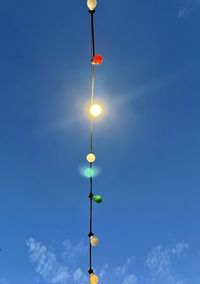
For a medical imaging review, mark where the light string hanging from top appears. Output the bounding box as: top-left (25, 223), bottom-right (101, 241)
top-left (86, 1), bottom-right (104, 284)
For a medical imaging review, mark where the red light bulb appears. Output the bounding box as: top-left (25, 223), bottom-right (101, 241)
top-left (92, 54), bottom-right (103, 65)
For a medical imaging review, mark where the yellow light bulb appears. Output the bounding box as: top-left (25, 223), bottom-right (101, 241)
top-left (87, 153), bottom-right (96, 163)
top-left (90, 274), bottom-right (99, 284)
top-left (87, 0), bottom-right (97, 11)
top-left (89, 104), bottom-right (102, 117)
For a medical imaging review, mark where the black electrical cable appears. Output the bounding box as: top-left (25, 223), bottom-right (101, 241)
top-left (90, 11), bottom-right (96, 57)
top-left (88, 9), bottom-right (96, 275)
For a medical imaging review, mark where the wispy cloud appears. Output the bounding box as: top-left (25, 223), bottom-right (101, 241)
top-left (102, 242), bottom-right (189, 284)
top-left (26, 238), bottom-right (189, 284)
top-left (172, 241), bottom-right (189, 257)
top-left (114, 256), bottom-right (135, 277)
top-left (26, 238), bottom-right (89, 284)
top-left (99, 264), bottom-right (109, 279)
top-left (145, 245), bottom-right (173, 281)
top-left (112, 257), bottom-right (138, 284)
top-left (145, 241), bottom-right (189, 283)
top-left (73, 268), bottom-right (87, 284)
top-left (122, 274), bottom-right (138, 284)
top-left (26, 238), bottom-right (70, 284)
top-left (62, 240), bottom-right (87, 263)
top-left (177, 0), bottom-right (200, 18)
top-left (178, 6), bottom-right (192, 18)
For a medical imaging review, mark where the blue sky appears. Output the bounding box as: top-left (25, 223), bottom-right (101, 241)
top-left (0, 0), bottom-right (200, 283)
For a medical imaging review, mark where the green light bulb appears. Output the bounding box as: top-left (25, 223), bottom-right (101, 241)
top-left (93, 195), bottom-right (103, 204)
top-left (84, 168), bottom-right (95, 178)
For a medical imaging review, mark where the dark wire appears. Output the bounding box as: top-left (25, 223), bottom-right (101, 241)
top-left (89, 10), bottom-right (96, 275)
top-left (89, 174), bottom-right (93, 272)
top-left (91, 11), bottom-right (96, 57)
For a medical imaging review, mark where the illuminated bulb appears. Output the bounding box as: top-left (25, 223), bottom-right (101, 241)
top-left (87, 0), bottom-right (97, 11)
top-left (90, 274), bottom-right (99, 284)
top-left (84, 168), bottom-right (95, 178)
top-left (80, 166), bottom-right (100, 178)
top-left (87, 153), bottom-right (96, 163)
top-left (92, 54), bottom-right (103, 65)
top-left (90, 236), bottom-right (99, 246)
top-left (89, 104), bottom-right (102, 117)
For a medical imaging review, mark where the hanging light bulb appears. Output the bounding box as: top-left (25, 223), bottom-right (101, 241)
top-left (92, 54), bottom-right (103, 65)
top-left (87, 0), bottom-right (97, 11)
top-left (87, 153), bottom-right (96, 163)
top-left (89, 104), bottom-right (102, 117)
top-left (90, 273), bottom-right (99, 284)
top-left (90, 236), bottom-right (99, 246)
top-left (93, 195), bottom-right (103, 204)
top-left (84, 168), bottom-right (95, 178)
top-left (79, 166), bottom-right (100, 178)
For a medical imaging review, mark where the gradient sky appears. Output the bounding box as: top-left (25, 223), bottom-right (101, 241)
top-left (0, 1), bottom-right (200, 284)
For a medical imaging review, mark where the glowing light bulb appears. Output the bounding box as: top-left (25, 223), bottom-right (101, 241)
top-left (90, 274), bottom-right (99, 284)
top-left (79, 166), bottom-right (100, 179)
top-left (87, 0), bottom-right (97, 11)
top-left (87, 153), bottom-right (96, 163)
top-left (89, 104), bottom-right (102, 117)
top-left (90, 236), bottom-right (99, 246)
top-left (84, 168), bottom-right (95, 178)
top-left (92, 54), bottom-right (103, 65)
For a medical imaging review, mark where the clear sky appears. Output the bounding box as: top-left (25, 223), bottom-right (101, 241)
top-left (0, 1), bottom-right (200, 284)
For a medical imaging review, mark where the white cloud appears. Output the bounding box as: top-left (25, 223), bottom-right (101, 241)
top-left (114, 256), bottom-right (135, 276)
top-left (99, 264), bottom-right (109, 279)
top-left (145, 241), bottom-right (189, 283)
top-left (172, 241), bottom-right (189, 257)
top-left (145, 245), bottom-right (172, 280)
top-left (122, 274), bottom-right (137, 284)
top-left (62, 240), bottom-right (87, 263)
top-left (87, 257), bottom-right (137, 284)
top-left (73, 268), bottom-right (87, 284)
top-left (26, 238), bottom-right (70, 284)
top-left (115, 265), bottom-right (127, 277)
top-left (26, 238), bottom-right (190, 284)
top-left (177, 0), bottom-right (200, 18)
top-left (178, 7), bottom-right (192, 18)
top-left (113, 257), bottom-right (137, 284)
top-left (26, 238), bottom-right (90, 284)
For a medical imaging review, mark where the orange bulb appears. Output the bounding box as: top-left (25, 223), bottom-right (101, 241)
top-left (92, 54), bottom-right (103, 65)
top-left (90, 274), bottom-right (99, 284)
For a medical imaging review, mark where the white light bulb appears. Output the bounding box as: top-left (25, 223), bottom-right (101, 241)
top-left (87, 153), bottom-right (96, 163)
top-left (90, 236), bottom-right (99, 246)
top-left (89, 104), bottom-right (102, 117)
top-left (87, 0), bottom-right (97, 11)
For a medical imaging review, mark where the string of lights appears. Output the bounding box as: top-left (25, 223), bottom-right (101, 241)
top-left (85, 1), bottom-right (104, 284)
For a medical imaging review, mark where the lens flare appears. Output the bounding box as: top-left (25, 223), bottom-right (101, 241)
top-left (79, 166), bottom-right (101, 179)
top-left (84, 168), bottom-right (94, 178)
top-left (89, 104), bottom-right (102, 117)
